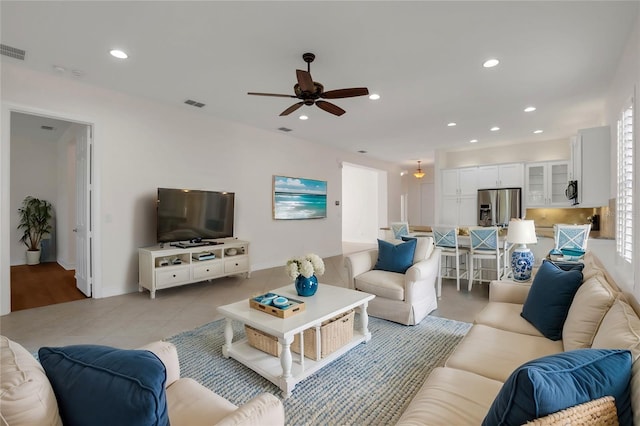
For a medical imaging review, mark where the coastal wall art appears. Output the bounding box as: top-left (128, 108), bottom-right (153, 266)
top-left (273, 175), bottom-right (327, 220)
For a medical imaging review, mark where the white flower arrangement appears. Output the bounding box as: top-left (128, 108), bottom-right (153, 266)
top-left (285, 253), bottom-right (325, 280)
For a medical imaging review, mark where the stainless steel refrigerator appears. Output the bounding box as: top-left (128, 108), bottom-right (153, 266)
top-left (477, 188), bottom-right (522, 227)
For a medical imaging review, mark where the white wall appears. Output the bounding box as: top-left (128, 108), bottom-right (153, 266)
top-left (405, 165), bottom-right (435, 226)
top-left (9, 115), bottom-right (59, 264)
top-left (0, 63), bottom-right (401, 312)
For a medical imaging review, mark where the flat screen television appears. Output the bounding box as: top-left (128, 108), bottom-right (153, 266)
top-left (157, 188), bottom-right (235, 243)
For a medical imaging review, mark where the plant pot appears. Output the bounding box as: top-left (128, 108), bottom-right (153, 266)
top-left (26, 250), bottom-right (41, 265)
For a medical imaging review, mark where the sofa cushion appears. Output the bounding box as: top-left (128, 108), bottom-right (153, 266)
top-left (482, 349), bottom-right (633, 426)
top-left (354, 270), bottom-right (404, 301)
top-left (401, 236), bottom-right (434, 264)
top-left (444, 324), bottom-right (564, 382)
top-left (0, 336), bottom-right (62, 426)
top-left (562, 274), bottom-right (616, 351)
top-left (591, 296), bottom-right (640, 426)
top-left (474, 302), bottom-right (543, 337)
top-left (374, 238), bottom-right (416, 274)
top-left (521, 259), bottom-right (583, 340)
top-left (38, 344), bottom-right (169, 426)
top-left (396, 367), bottom-right (503, 426)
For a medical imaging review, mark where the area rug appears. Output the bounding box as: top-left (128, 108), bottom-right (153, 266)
top-left (166, 315), bottom-right (471, 425)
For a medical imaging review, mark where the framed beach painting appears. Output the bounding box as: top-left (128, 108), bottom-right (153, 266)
top-left (273, 175), bottom-right (327, 220)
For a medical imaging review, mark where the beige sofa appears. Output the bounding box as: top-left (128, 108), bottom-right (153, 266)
top-left (344, 237), bottom-right (441, 325)
top-left (397, 252), bottom-right (640, 425)
top-left (0, 337), bottom-right (285, 426)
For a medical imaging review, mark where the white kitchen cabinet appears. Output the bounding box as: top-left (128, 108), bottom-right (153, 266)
top-left (525, 161), bottom-right (570, 207)
top-left (442, 167), bottom-right (477, 196)
top-left (570, 126), bottom-right (611, 207)
top-left (477, 163), bottom-right (524, 189)
top-left (441, 195), bottom-right (477, 226)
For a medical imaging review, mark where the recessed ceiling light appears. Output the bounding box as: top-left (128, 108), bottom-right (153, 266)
top-left (447, 122), bottom-right (457, 127)
top-left (52, 65), bottom-right (66, 73)
top-left (490, 126), bottom-right (500, 131)
top-left (369, 94), bottom-right (380, 100)
top-left (483, 58), bottom-right (500, 68)
top-left (109, 49), bottom-right (128, 59)
top-left (533, 129), bottom-right (544, 134)
top-left (470, 139), bottom-right (479, 143)
top-left (299, 115), bottom-right (308, 120)
top-left (524, 106), bottom-right (537, 112)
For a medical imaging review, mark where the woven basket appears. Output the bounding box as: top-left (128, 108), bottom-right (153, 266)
top-left (292, 310), bottom-right (355, 361)
top-left (525, 396), bottom-right (618, 426)
top-left (245, 324), bottom-right (280, 357)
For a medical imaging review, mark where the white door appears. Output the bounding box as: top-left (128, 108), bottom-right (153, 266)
top-left (75, 126), bottom-right (92, 296)
top-left (420, 183), bottom-right (435, 226)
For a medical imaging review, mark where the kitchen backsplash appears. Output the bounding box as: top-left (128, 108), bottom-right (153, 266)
top-left (525, 200), bottom-right (614, 239)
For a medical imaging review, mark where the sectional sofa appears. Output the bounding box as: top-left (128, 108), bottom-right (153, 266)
top-left (0, 337), bottom-right (285, 425)
top-left (397, 252), bottom-right (640, 425)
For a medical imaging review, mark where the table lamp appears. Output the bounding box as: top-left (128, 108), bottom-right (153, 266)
top-left (506, 219), bottom-right (537, 281)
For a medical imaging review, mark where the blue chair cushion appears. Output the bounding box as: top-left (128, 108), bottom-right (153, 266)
top-left (521, 259), bottom-right (583, 340)
top-left (374, 238), bottom-right (417, 274)
top-left (38, 345), bottom-right (169, 426)
top-left (482, 349), bottom-right (633, 426)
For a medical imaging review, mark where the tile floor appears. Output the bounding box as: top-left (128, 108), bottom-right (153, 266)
top-left (0, 244), bottom-right (490, 353)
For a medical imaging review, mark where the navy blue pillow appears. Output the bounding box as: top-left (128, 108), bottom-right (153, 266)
top-left (39, 345), bottom-right (169, 426)
top-left (482, 349), bottom-right (633, 426)
top-left (521, 259), bottom-right (583, 340)
top-left (374, 238), bottom-right (417, 274)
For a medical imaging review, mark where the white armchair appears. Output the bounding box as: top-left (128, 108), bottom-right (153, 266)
top-left (344, 238), bottom-right (441, 325)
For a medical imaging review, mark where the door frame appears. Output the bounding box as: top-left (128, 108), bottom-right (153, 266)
top-left (1, 103), bottom-right (101, 315)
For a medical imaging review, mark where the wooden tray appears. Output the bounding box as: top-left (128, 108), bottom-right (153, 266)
top-left (249, 294), bottom-right (306, 318)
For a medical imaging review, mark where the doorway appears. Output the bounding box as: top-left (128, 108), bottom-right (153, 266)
top-left (9, 111), bottom-right (92, 310)
top-left (341, 162), bottom-right (387, 249)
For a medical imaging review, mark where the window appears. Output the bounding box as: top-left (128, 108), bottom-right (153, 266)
top-left (616, 101), bottom-right (633, 263)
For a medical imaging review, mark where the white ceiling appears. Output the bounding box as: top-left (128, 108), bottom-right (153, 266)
top-left (1, 1), bottom-right (637, 167)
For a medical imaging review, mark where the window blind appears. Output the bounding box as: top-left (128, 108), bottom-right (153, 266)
top-left (616, 102), bottom-right (633, 263)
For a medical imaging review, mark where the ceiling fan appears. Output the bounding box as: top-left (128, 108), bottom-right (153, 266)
top-left (247, 52), bottom-right (369, 117)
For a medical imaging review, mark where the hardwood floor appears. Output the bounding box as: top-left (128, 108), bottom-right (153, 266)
top-left (10, 262), bottom-right (88, 311)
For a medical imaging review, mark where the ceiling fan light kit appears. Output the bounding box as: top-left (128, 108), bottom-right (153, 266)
top-left (248, 52), bottom-right (369, 117)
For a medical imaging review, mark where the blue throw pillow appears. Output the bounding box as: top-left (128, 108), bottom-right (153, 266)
top-left (482, 349), bottom-right (632, 426)
top-left (521, 259), bottom-right (583, 340)
top-left (38, 345), bottom-right (169, 426)
top-left (374, 238), bottom-right (417, 274)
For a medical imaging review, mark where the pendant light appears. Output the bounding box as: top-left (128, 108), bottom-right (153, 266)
top-left (413, 160), bottom-right (425, 179)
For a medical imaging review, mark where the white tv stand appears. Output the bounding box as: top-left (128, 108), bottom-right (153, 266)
top-left (138, 238), bottom-right (250, 299)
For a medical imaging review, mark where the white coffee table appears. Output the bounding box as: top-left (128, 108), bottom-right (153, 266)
top-left (218, 284), bottom-right (375, 397)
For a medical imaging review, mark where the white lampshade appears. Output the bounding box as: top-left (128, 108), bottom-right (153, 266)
top-left (507, 219), bottom-right (537, 245)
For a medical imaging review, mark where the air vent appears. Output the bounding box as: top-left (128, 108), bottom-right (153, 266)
top-left (184, 99), bottom-right (205, 108)
top-left (278, 127), bottom-right (292, 132)
top-left (41, 125), bottom-right (55, 131)
top-left (0, 44), bottom-right (26, 60)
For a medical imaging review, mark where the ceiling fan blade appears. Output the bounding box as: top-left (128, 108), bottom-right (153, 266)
top-left (279, 102), bottom-right (304, 116)
top-left (296, 70), bottom-right (315, 93)
top-left (316, 100), bottom-right (346, 116)
top-left (248, 92), bottom-right (296, 98)
top-left (321, 87), bottom-right (370, 99)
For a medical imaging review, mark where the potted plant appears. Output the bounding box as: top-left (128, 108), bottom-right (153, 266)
top-left (17, 196), bottom-right (53, 265)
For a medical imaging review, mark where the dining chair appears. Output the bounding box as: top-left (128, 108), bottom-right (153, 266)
top-left (432, 225), bottom-right (469, 294)
top-left (390, 222), bottom-right (410, 240)
top-left (554, 224), bottom-right (592, 252)
top-left (468, 226), bottom-right (506, 291)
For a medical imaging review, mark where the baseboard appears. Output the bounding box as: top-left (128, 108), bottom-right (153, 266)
top-left (57, 259), bottom-right (76, 270)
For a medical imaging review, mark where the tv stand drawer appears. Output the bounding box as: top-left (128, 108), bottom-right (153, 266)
top-left (193, 263), bottom-right (224, 280)
top-left (225, 257), bottom-right (249, 274)
top-left (156, 268), bottom-right (190, 288)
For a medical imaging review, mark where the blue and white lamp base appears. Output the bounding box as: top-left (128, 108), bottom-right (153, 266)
top-left (511, 247), bottom-right (534, 282)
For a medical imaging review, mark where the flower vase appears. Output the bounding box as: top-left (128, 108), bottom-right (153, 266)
top-left (295, 274), bottom-right (318, 297)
